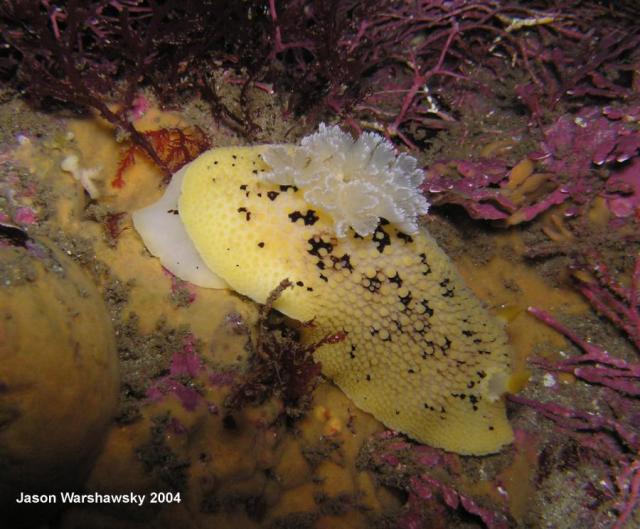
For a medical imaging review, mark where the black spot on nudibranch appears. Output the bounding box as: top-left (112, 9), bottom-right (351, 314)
top-left (420, 299), bottom-right (434, 317)
top-left (267, 191), bottom-right (279, 201)
top-left (399, 291), bottom-right (412, 307)
top-left (388, 272), bottom-right (403, 287)
top-left (307, 236), bottom-right (333, 258)
top-left (396, 231), bottom-right (413, 243)
top-left (372, 223), bottom-right (391, 253)
top-left (422, 340), bottom-right (436, 359)
top-left (363, 275), bottom-right (382, 293)
top-left (330, 253), bottom-right (353, 273)
top-left (257, 242), bottom-right (265, 248)
top-left (419, 253), bottom-right (432, 275)
top-left (288, 210), bottom-right (319, 226)
top-left (237, 207), bottom-right (251, 221)
top-left (439, 277), bottom-right (455, 297)
top-left (279, 185), bottom-right (298, 192)
top-left (167, 209), bottom-right (179, 215)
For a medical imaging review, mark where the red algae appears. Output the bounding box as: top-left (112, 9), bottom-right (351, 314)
top-left (359, 431), bottom-right (510, 529)
top-left (511, 254), bottom-right (640, 527)
top-left (225, 280), bottom-right (329, 418)
top-left (112, 126), bottom-right (210, 188)
top-left (3, 1), bottom-right (637, 152)
top-left (422, 105), bottom-right (640, 228)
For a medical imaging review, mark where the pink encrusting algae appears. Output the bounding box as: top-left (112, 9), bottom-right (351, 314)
top-left (146, 333), bottom-right (233, 413)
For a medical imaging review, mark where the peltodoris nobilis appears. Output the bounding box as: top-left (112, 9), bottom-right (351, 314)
top-left (133, 125), bottom-right (515, 455)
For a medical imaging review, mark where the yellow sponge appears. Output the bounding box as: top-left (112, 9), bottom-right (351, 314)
top-left (179, 146), bottom-right (514, 454)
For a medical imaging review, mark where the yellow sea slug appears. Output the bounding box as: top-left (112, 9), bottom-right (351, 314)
top-left (133, 125), bottom-right (515, 455)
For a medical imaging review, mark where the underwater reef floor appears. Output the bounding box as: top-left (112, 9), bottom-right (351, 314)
top-left (0, 88), bottom-right (639, 529)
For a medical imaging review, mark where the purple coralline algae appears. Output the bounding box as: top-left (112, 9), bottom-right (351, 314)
top-left (360, 431), bottom-right (510, 529)
top-left (422, 105), bottom-right (640, 225)
top-left (512, 254), bottom-right (640, 528)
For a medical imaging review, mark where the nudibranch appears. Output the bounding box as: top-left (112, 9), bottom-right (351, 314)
top-left (133, 125), bottom-right (515, 455)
